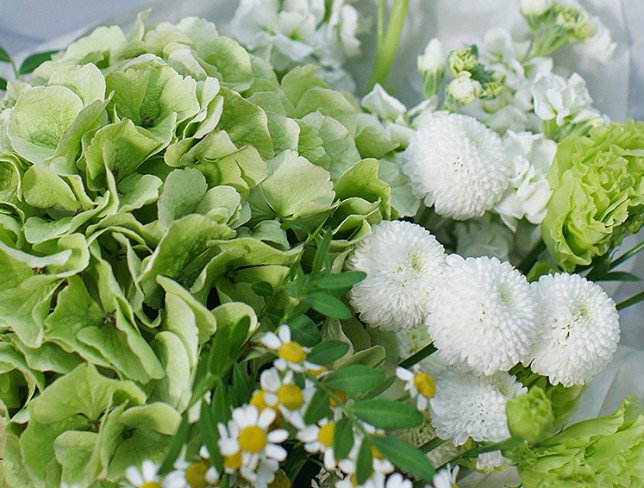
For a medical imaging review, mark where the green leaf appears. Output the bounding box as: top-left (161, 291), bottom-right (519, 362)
top-left (0, 45), bottom-right (11, 63)
top-left (304, 292), bottom-right (352, 319)
top-left (333, 417), bottom-right (354, 460)
top-left (312, 231), bottom-right (332, 274)
top-left (372, 436), bottom-right (435, 482)
top-left (0, 78), bottom-right (6, 91)
top-left (251, 281), bottom-right (274, 297)
top-left (356, 438), bottom-right (374, 484)
top-left (304, 388), bottom-right (330, 424)
top-left (350, 399), bottom-right (423, 429)
top-left (231, 363), bottom-right (254, 406)
top-left (315, 271), bottom-right (367, 290)
top-left (307, 340), bottom-right (350, 365)
top-left (324, 365), bottom-right (385, 395)
top-left (229, 316), bottom-right (251, 355)
top-left (289, 314), bottom-right (322, 347)
top-left (208, 328), bottom-right (231, 376)
top-left (19, 50), bottom-right (58, 75)
top-left (159, 414), bottom-right (191, 474)
top-left (200, 397), bottom-right (223, 472)
top-left (595, 272), bottom-right (640, 282)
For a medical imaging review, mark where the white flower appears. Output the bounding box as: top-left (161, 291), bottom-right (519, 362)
top-left (493, 130), bottom-right (556, 231)
top-left (337, 472), bottom-right (413, 488)
top-left (163, 447), bottom-right (220, 488)
top-left (361, 84), bottom-right (407, 122)
top-left (253, 368), bottom-right (311, 424)
top-left (581, 15), bottom-right (616, 63)
top-left (260, 324), bottom-right (315, 372)
top-left (396, 366), bottom-right (435, 410)
top-left (430, 464), bottom-right (460, 488)
top-left (475, 450), bottom-right (510, 472)
top-left (430, 369), bottom-right (527, 445)
top-left (428, 255), bottom-right (538, 375)
top-left (446, 73), bottom-right (482, 105)
top-left (418, 38), bottom-right (445, 74)
top-left (337, 432), bottom-right (394, 477)
top-left (531, 72), bottom-right (600, 126)
top-left (347, 221), bottom-right (447, 330)
top-left (217, 405), bottom-right (287, 483)
top-left (527, 273), bottom-right (620, 387)
top-left (454, 215), bottom-right (514, 261)
top-left (403, 113), bottom-right (510, 220)
top-left (318, 0), bottom-right (361, 67)
top-left (519, 0), bottom-right (552, 16)
top-left (122, 461), bottom-right (162, 488)
top-left (297, 418), bottom-right (340, 469)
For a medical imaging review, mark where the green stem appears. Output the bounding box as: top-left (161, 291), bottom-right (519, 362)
top-left (616, 292), bottom-right (644, 311)
top-left (437, 437), bottom-right (523, 471)
top-left (367, 0), bottom-right (409, 90)
top-left (517, 240), bottom-right (546, 274)
top-left (420, 437), bottom-right (445, 453)
top-left (399, 343), bottom-right (437, 369)
top-left (610, 241), bottom-right (644, 271)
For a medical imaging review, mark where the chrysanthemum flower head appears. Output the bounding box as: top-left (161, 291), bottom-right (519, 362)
top-left (526, 273), bottom-right (620, 387)
top-left (403, 113), bottom-right (510, 220)
top-left (430, 369), bottom-right (527, 445)
top-left (428, 255), bottom-right (538, 375)
top-left (347, 220), bottom-right (447, 330)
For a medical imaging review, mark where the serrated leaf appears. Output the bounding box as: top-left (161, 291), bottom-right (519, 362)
top-left (333, 417), bottom-right (354, 460)
top-left (324, 365), bottom-right (385, 395)
top-left (304, 388), bottom-right (330, 424)
top-left (251, 281), bottom-right (274, 296)
top-left (304, 292), bottom-right (352, 319)
top-left (159, 414), bottom-right (191, 474)
top-left (356, 438), bottom-right (373, 484)
top-left (350, 399), bottom-right (423, 429)
top-left (372, 436), bottom-right (435, 482)
top-left (315, 271), bottom-right (366, 290)
top-left (0, 45), bottom-right (10, 63)
top-left (289, 314), bottom-right (322, 347)
top-left (307, 340), bottom-right (349, 365)
top-left (19, 50), bottom-right (58, 75)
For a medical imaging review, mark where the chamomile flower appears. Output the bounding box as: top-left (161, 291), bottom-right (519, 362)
top-left (337, 430), bottom-right (394, 476)
top-left (260, 324), bottom-right (315, 372)
top-left (403, 113), bottom-right (510, 220)
top-left (396, 366), bottom-right (436, 410)
top-left (217, 405), bottom-right (287, 483)
top-left (254, 368), bottom-right (311, 424)
top-left (122, 461), bottom-right (162, 488)
top-left (526, 273), bottom-right (620, 387)
top-left (430, 464), bottom-right (460, 488)
top-left (336, 472), bottom-right (413, 488)
top-left (430, 369), bottom-right (526, 445)
top-left (163, 447), bottom-right (220, 488)
top-left (297, 418), bottom-right (339, 469)
top-left (427, 255), bottom-right (538, 375)
top-left (347, 220), bottom-right (446, 331)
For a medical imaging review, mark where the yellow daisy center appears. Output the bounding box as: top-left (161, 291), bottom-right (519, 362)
top-left (250, 390), bottom-right (269, 412)
top-left (414, 372), bottom-right (436, 398)
top-left (278, 342), bottom-right (306, 363)
top-left (139, 483), bottom-right (162, 488)
top-left (239, 425), bottom-right (268, 453)
top-left (317, 422), bottom-right (335, 448)
top-left (185, 462), bottom-right (208, 488)
top-left (224, 451), bottom-right (242, 471)
top-left (277, 384), bottom-right (304, 410)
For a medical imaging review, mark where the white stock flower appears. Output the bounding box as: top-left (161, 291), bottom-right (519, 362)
top-left (531, 72), bottom-right (599, 126)
top-left (519, 0), bottom-right (552, 16)
top-left (347, 221), bottom-right (447, 330)
top-left (428, 255), bottom-right (538, 375)
top-left (361, 84), bottom-right (407, 122)
top-left (475, 450), bottom-right (510, 472)
top-left (527, 273), bottom-right (620, 387)
top-left (418, 38), bottom-right (445, 74)
top-left (318, 0), bottom-right (361, 67)
top-left (403, 113), bottom-right (511, 220)
top-left (446, 74), bottom-right (482, 105)
top-left (430, 369), bottom-right (527, 445)
top-left (493, 130), bottom-right (556, 231)
top-left (122, 461), bottom-right (161, 488)
top-left (582, 15), bottom-right (616, 63)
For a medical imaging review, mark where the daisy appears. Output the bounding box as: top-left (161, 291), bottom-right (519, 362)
top-left (527, 273), bottom-right (620, 386)
top-left (121, 461), bottom-right (162, 488)
top-left (431, 464), bottom-right (460, 488)
top-left (217, 405), bottom-right (287, 483)
top-left (297, 418), bottom-right (339, 470)
top-left (260, 324), bottom-right (316, 372)
top-left (163, 446), bottom-right (219, 488)
top-left (396, 366), bottom-right (436, 410)
top-left (347, 220), bottom-right (446, 331)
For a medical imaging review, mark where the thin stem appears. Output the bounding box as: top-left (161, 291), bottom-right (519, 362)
top-left (367, 0), bottom-right (410, 90)
top-left (517, 240), bottom-right (546, 274)
top-left (610, 241), bottom-right (644, 271)
top-left (399, 343), bottom-right (437, 369)
top-left (420, 437), bottom-right (445, 453)
top-left (437, 437), bottom-right (523, 471)
top-left (616, 292), bottom-right (644, 311)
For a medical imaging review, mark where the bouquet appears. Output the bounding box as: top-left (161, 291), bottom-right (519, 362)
top-left (0, 0), bottom-right (642, 487)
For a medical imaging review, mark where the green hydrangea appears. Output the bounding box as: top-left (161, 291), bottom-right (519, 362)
top-left (510, 398), bottom-right (644, 488)
top-left (542, 120), bottom-right (644, 271)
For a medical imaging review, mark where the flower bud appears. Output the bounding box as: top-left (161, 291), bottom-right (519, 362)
top-left (519, 0), bottom-right (552, 17)
top-left (448, 46), bottom-right (479, 78)
top-left (506, 387), bottom-right (553, 443)
top-left (446, 73), bottom-right (482, 105)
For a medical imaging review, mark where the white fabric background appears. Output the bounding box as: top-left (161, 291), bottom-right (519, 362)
top-left (0, 1), bottom-right (641, 484)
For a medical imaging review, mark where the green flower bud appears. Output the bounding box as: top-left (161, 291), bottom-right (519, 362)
top-left (448, 45), bottom-right (479, 78)
top-left (553, 5), bottom-right (594, 41)
top-left (480, 72), bottom-right (505, 99)
top-left (446, 73), bottom-right (482, 106)
top-left (506, 387), bottom-right (554, 443)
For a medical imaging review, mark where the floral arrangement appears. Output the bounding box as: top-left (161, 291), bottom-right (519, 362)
top-left (0, 1), bottom-right (642, 487)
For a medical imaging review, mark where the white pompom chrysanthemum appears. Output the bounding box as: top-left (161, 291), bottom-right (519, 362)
top-left (430, 369), bottom-right (526, 445)
top-left (403, 113), bottom-right (510, 220)
top-left (427, 255), bottom-right (538, 375)
top-left (526, 273), bottom-right (620, 387)
top-left (348, 221), bottom-right (446, 330)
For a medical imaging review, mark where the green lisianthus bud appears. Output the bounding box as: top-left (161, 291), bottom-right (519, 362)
top-left (448, 46), bottom-right (479, 78)
top-left (506, 387), bottom-right (554, 443)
